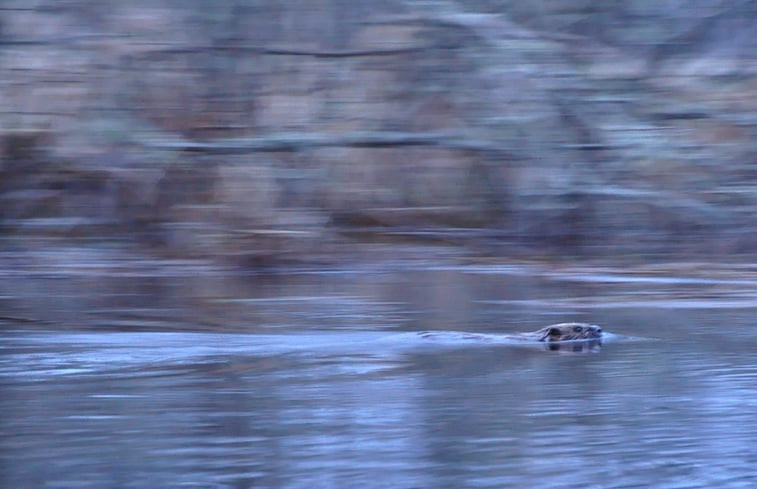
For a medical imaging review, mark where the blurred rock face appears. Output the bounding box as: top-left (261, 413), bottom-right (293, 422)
top-left (1, 1), bottom-right (756, 262)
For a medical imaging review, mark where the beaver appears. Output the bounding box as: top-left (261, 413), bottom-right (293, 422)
top-left (514, 323), bottom-right (602, 342)
top-left (417, 322), bottom-right (602, 346)
top-left (507, 322), bottom-right (603, 352)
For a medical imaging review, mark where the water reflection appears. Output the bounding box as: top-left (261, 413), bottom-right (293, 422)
top-left (2, 263), bottom-right (757, 488)
top-left (543, 338), bottom-right (602, 353)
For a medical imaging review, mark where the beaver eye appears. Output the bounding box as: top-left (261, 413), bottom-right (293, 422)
top-left (573, 325), bottom-right (583, 332)
top-left (596, 328), bottom-right (602, 334)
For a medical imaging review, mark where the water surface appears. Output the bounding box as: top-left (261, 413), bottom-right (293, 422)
top-left (2, 252), bottom-right (757, 488)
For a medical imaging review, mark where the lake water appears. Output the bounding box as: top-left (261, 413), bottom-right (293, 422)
top-left (2, 248), bottom-right (757, 488)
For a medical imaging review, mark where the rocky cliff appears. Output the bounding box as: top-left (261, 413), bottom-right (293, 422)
top-left (2, 0), bottom-right (756, 263)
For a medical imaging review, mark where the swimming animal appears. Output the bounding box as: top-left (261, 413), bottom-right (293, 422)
top-left (511, 323), bottom-right (602, 342)
top-left (416, 322), bottom-right (603, 350)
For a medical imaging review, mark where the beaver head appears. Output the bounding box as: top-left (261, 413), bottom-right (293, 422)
top-left (536, 323), bottom-right (602, 342)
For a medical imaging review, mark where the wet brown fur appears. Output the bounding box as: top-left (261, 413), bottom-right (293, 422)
top-left (515, 323), bottom-right (602, 342)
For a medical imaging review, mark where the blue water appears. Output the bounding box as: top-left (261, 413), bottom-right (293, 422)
top-left (2, 259), bottom-right (757, 488)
